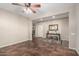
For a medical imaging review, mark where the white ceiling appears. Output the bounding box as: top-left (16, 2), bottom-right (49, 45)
top-left (0, 3), bottom-right (74, 20)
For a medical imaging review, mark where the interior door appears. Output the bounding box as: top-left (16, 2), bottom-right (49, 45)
top-left (37, 24), bottom-right (43, 37)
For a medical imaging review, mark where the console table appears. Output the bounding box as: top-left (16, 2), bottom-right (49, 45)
top-left (46, 33), bottom-right (61, 41)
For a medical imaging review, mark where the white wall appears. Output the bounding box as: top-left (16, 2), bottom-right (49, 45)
top-left (68, 5), bottom-right (77, 49)
top-left (0, 9), bottom-right (32, 48)
top-left (75, 4), bottom-right (79, 52)
top-left (35, 18), bottom-right (69, 41)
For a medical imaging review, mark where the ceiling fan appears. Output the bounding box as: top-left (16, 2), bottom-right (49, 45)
top-left (12, 3), bottom-right (41, 13)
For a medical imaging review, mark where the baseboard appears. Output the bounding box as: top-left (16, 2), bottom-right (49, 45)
top-left (0, 40), bottom-right (28, 48)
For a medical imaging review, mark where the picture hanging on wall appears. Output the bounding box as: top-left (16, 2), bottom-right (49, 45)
top-left (49, 24), bottom-right (58, 31)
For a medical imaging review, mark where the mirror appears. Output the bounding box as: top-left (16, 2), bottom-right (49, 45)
top-left (49, 24), bottom-right (58, 31)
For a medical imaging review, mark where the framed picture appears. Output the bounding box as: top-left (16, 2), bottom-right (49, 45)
top-left (49, 24), bottom-right (58, 31)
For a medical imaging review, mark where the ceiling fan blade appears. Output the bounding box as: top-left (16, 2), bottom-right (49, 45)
top-left (29, 7), bottom-right (36, 13)
top-left (31, 4), bottom-right (41, 8)
top-left (12, 3), bottom-right (24, 7)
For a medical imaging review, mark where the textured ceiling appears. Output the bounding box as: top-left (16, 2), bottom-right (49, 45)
top-left (0, 3), bottom-right (74, 20)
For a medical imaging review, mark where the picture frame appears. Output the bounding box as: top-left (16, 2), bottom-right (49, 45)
top-left (49, 24), bottom-right (58, 31)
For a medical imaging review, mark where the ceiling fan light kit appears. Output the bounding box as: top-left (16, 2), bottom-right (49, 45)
top-left (23, 7), bottom-right (33, 14)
